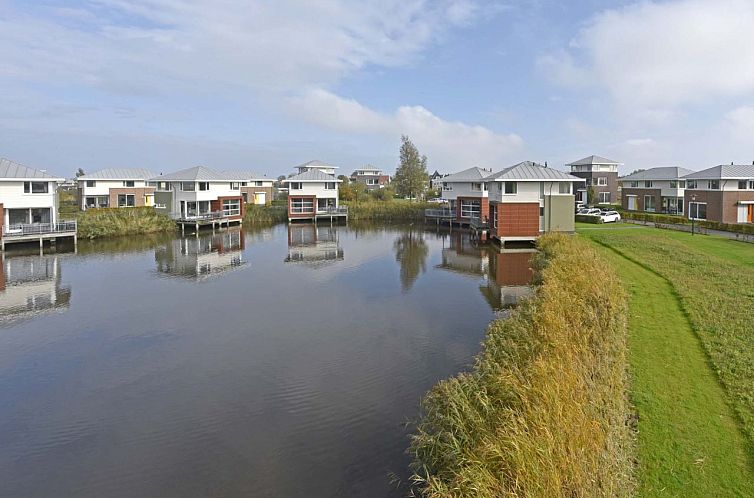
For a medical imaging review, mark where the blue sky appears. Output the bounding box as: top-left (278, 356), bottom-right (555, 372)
top-left (1, 0), bottom-right (753, 178)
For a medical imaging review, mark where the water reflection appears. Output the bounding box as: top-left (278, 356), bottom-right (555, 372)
top-left (480, 249), bottom-right (535, 311)
top-left (0, 253), bottom-right (71, 324)
top-left (393, 230), bottom-right (429, 292)
top-left (285, 224), bottom-right (344, 266)
top-left (155, 228), bottom-right (245, 280)
top-left (435, 231), bottom-right (489, 276)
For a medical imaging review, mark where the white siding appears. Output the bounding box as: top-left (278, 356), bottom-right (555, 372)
top-left (0, 181), bottom-right (57, 210)
top-left (289, 182), bottom-right (339, 201)
top-left (440, 181), bottom-right (487, 201)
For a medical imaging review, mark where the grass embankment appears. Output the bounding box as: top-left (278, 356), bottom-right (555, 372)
top-left (243, 204), bottom-right (287, 225)
top-left (410, 234), bottom-right (634, 497)
top-left (346, 200), bottom-right (432, 221)
top-left (77, 207), bottom-right (175, 239)
top-left (580, 226), bottom-right (754, 495)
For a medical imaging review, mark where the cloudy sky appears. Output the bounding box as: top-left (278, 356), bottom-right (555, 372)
top-left (1, 0), bottom-right (753, 177)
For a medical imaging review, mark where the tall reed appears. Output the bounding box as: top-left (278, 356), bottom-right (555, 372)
top-left (77, 207), bottom-right (176, 239)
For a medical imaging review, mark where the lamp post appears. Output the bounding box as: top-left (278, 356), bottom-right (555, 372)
top-left (690, 194), bottom-right (697, 236)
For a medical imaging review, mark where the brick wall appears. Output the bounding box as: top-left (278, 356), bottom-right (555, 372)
top-left (621, 188), bottom-right (662, 211)
top-left (108, 187), bottom-right (156, 208)
top-left (240, 186), bottom-right (274, 205)
top-left (495, 202), bottom-right (540, 237)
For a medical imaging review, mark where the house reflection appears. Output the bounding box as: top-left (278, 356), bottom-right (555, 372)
top-left (0, 253), bottom-right (71, 323)
top-left (155, 228), bottom-right (245, 280)
top-left (480, 249), bottom-right (535, 311)
top-left (285, 224), bottom-right (344, 267)
top-left (435, 231), bottom-right (489, 277)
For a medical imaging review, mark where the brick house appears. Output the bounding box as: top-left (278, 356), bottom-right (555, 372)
top-left (223, 170), bottom-right (274, 205)
top-left (620, 166), bottom-right (694, 214)
top-left (566, 155), bottom-right (621, 205)
top-left (682, 164), bottom-right (754, 224)
top-left (78, 168), bottom-right (156, 209)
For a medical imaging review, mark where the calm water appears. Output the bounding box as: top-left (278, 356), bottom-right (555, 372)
top-left (0, 224), bottom-right (533, 498)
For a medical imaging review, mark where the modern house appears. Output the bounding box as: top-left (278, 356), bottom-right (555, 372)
top-left (485, 161), bottom-right (579, 244)
top-left (620, 166), bottom-right (694, 214)
top-left (223, 170), bottom-right (274, 205)
top-left (78, 168), bottom-right (156, 209)
top-left (0, 158), bottom-right (76, 249)
top-left (283, 168), bottom-right (346, 222)
top-left (150, 166), bottom-right (245, 228)
top-left (350, 166), bottom-right (390, 190)
top-left (429, 170), bottom-right (446, 191)
top-left (294, 160), bottom-right (338, 176)
top-left (155, 228), bottom-right (245, 280)
top-left (438, 167), bottom-right (493, 224)
top-left (567, 155), bottom-right (621, 205)
top-left (682, 164), bottom-right (754, 223)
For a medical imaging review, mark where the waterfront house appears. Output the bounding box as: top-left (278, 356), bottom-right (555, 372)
top-left (439, 167), bottom-right (493, 224)
top-left (567, 155), bottom-right (621, 205)
top-left (485, 161), bottom-right (579, 244)
top-left (283, 169), bottom-right (346, 222)
top-left (620, 166), bottom-right (694, 214)
top-left (350, 165), bottom-right (390, 190)
top-left (155, 228), bottom-right (245, 280)
top-left (682, 164), bottom-right (754, 223)
top-left (78, 168), bottom-right (156, 209)
top-left (294, 160), bottom-right (338, 176)
top-left (150, 166), bottom-right (245, 224)
top-left (223, 170), bottom-right (274, 205)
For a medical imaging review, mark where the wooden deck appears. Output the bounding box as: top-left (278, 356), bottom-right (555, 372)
top-left (1, 222), bottom-right (77, 250)
top-left (173, 212), bottom-right (242, 234)
top-left (289, 207), bottom-right (348, 223)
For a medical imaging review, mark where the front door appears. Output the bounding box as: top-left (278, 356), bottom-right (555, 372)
top-left (254, 192), bottom-right (266, 205)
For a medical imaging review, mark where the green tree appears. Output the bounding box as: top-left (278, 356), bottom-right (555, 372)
top-left (75, 168), bottom-right (85, 178)
top-left (587, 185), bottom-right (597, 205)
top-left (394, 135), bottom-right (428, 200)
top-left (394, 230), bottom-right (429, 292)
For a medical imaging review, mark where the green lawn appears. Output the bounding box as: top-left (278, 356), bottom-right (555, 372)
top-left (578, 225), bottom-right (754, 496)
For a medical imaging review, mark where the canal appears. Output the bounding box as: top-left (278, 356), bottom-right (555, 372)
top-left (0, 224), bottom-right (533, 497)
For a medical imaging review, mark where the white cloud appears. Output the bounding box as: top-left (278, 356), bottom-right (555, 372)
top-left (289, 89), bottom-right (524, 168)
top-left (725, 106), bottom-right (754, 141)
top-left (541, 0), bottom-right (754, 111)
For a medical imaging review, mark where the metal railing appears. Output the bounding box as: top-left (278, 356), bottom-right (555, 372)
top-left (425, 208), bottom-right (455, 218)
top-left (3, 221), bottom-right (77, 237)
top-left (316, 206), bottom-right (348, 215)
top-left (171, 211), bottom-right (234, 221)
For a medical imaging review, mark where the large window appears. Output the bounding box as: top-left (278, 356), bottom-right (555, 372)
top-left (599, 192), bottom-right (611, 204)
top-left (460, 199), bottom-right (481, 219)
top-left (198, 182), bottom-right (209, 191)
top-left (230, 182), bottom-right (240, 190)
top-left (325, 182), bottom-right (336, 189)
top-left (122, 180), bottom-right (135, 187)
top-left (365, 178), bottom-right (378, 185)
top-left (86, 196), bottom-right (109, 208)
top-left (86, 180), bottom-right (96, 187)
top-left (558, 182), bottom-right (571, 194)
top-left (118, 194), bottom-right (135, 207)
top-left (708, 180), bottom-right (720, 190)
top-left (503, 182), bottom-right (517, 194)
top-left (23, 181), bottom-right (49, 193)
top-left (222, 198), bottom-right (241, 216)
top-left (687, 180), bottom-right (698, 189)
top-left (644, 195), bottom-right (656, 212)
top-left (290, 198), bottom-right (314, 214)
top-left (689, 202), bottom-right (707, 220)
top-left (290, 182), bottom-right (302, 190)
top-left (471, 182), bottom-right (482, 191)
top-left (644, 180), bottom-right (653, 188)
top-left (598, 177), bottom-right (608, 186)
top-left (254, 180), bottom-right (263, 187)
top-left (181, 182), bottom-right (195, 191)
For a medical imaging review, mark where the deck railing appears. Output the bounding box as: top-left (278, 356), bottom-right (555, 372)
top-left (316, 206), bottom-right (348, 215)
top-left (3, 221), bottom-right (77, 237)
top-left (425, 208), bottom-right (455, 218)
top-left (469, 217), bottom-right (489, 230)
top-left (171, 211), bottom-right (230, 221)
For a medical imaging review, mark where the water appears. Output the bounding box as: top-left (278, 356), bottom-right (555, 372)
top-left (0, 224), bottom-right (533, 497)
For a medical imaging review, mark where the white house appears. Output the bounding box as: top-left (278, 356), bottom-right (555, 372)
top-left (294, 160), bottom-right (339, 176)
top-left (439, 167), bottom-right (493, 223)
top-left (283, 169), bottom-right (345, 221)
top-left (78, 168), bottom-right (156, 209)
top-left (0, 158), bottom-right (64, 233)
top-left (150, 166), bottom-right (245, 221)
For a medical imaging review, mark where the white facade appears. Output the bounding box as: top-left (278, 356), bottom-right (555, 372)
top-left (296, 165), bottom-right (337, 175)
top-left (0, 180), bottom-right (60, 226)
top-left (287, 181), bottom-right (339, 200)
top-left (154, 180), bottom-right (242, 215)
top-left (488, 180), bottom-right (574, 203)
top-left (440, 180), bottom-right (488, 201)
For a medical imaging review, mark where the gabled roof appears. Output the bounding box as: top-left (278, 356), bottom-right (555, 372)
top-left (79, 168), bottom-right (156, 180)
top-left (683, 164), bottom-right (754, 180)
top-left (442, 167), bottom-right (492, 183)
top-left (284, 170), bottom-right (341, 182)
top-left (149, 166), bottom-right (238, 182)
top-left (485, 161), bottom-right (579, 181)
top-left (0, 158), bottom-right (62, 180)
top-left (296, 159), bottom-right (338, 170)
top-left (566, 155), bottom-right (621, 166)
top-left (222, 170), bottom-right (271, 181)
top-left (620, 166), bottom-right (694, 181)
top-left (352, 165), bottom-right (382, 173)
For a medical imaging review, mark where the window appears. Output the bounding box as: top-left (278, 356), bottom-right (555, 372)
top-left (325, 182), bottom-right (336, 189)
top-left (442, 182), bottom-right (452, 191)
top-left (181, 182), bottom-right (195, 191)
top-left (230, 182), bottom-right (240, 190)
top-left (86, 180), bottom-right (96, 188)
top-left (678, 180), bottom-right (686, 188)
top-left (558, 182), bottom-right (571, 194)
top-left (198, 182), bottom-right (209, 191)
top-left (708, 180), bottom-right (720, 190)
top-left (123, 180), bottom-right (135, 187)
top-left (503, 182), bottom-right (517, 194)
top-left (366, 178), bottom-right (378, 186)
top-left (670, 180), bottom-right (678, 188)
top-left (689, 202), bottom-right (707, 220)
top-left (118, 194), bottom-right (135, 207)
top-left (86, 196), bottom-right (109, 208)
top-left (643, 180), bottom-right (652, 188)
top-left (290, 182), bottom-right (302, 190)
top-left (750, 181), bottom-right (754, 190)
top-left (644, 195), bottom-right (656, 212)
top-left (629, 181), bottom-right (638, 188)
top-left (290, 198), bottom-right (314, 213)
top-left (739, 180), bottom-right (748, 190)
top-left (585, 178), bottom-right (593, 186)
top-left (598, 177), bottom-right (608, 186)
top-left (471, 182), bottom-right (482, 191)
top-left (599, 192), bottom-right (611, 204)
top-left (23, 181), bottom-right (49, 194)
top-left (687, 180), bottom-right (697, 189)
top-left (460, 199), bottom-right (481, 219)
top-left (255, 180), bottom-right (263, 187)
top-left (222, 198), bottom-right (241, 216)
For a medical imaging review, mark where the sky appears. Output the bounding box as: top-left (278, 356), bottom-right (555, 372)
top-left (1, 0), bottom-right (753, 178)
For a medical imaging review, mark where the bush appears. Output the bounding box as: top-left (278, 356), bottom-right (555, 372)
top-left (576, 214), bottom-right (603, 224)
top-left (243, 204), bottom-right (286, 225)
top-left (620, 211), bottom-right (754, 235)
top-left (410, 234), bottom-right (634, 497)
top-left (77, 207), bottom-right (175, 239)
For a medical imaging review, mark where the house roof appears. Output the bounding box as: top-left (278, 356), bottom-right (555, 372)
top-left (222, 170), bottom-right (271, 181)
top-left (352, 165), bottom-right (382, 173)
top-left (0, 157), bottom-right (62, 180)
top-left (296, 159), bottom-right (338, 170)
top-left (284, 170), bottom-right (341, 182)
top-left (683, 164), bottom-right (754, 180)
top-left (149, 166), bottom-right (240, 182)
top-left (79, 168), bottom-right (156, 180)
top-left (620, 166), bottom-right (695, 181)
top-left (442, 167), bottom-right (492, 183)
top-left (485, 161), bottom-right (579, 181)
top-left (566, 155), bottom-right (622, 166)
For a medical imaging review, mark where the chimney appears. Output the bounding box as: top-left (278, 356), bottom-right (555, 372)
top-left (544, 161), bottom-right (548, 168)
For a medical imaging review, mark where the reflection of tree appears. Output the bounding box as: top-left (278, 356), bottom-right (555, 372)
top-left (394, 230), bottom-right (429, 292)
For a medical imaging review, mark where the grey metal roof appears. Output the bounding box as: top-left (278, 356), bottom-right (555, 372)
top-left (484, 161), bottom-right (580, 181)
top-left (222, 170), bottom-right (271, 181)
top-left (683, 164), bottom-right (754, 180)
top-left (296, 159), bottom-right (338, 169)
top-left (149, 166), bottom-right (238, 182)
top-left (620, 166), bottom-right (695, 181)
top-left (566, 155), bottom-right (621, 166)
top-left (353, 164), bottom-right (381, 172)
top-left (0, 157), bottom-right (61, 180)
top-left (284, 170), bottom-right (340, 182)
top-left (79, 168), bottom-right (156, 180)
top-left (442, 167), bottom-right (493, 183)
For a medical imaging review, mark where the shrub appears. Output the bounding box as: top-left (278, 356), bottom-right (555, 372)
top-left (243, 204), bottom-right (286, 225)
top-left (345, 200), bottom-right (433, 221)
top-left (576, 214), bottom-right (603, 224)
top-left (77, 207), bottom-right (175, 239)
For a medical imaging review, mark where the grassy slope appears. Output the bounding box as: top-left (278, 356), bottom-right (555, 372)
top-left (579, 225), bottom-right (754, 496)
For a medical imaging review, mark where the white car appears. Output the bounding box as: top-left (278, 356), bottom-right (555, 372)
top-left (599, 211), bottom-right (621, 223)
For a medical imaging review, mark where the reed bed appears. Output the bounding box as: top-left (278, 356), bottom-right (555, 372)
top-left (77, 207), bottom-right (175, 239)
top-left (243, 204), bottom-right (287, 225)
top-left (345, 200), bottom-right (433, 222)
top-left (410, 233), bottom-right (634, 497)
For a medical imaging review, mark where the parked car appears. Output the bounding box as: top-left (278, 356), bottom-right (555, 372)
top-left (584, 208), bottom-right (602, 215)
top-left (599, 211), bottom-right (621, 223)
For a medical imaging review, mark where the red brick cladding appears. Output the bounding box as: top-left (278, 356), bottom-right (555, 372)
top-left (621, 188), bottom-right (662, 211)
top-left (108, 187), bottom-right (156, 208)
top-left (493, 202), bottom-right (539, 237)
top-left (685, 190), bottom-right (754, 223)
top-left (210, 195), bottom-right (245, 220)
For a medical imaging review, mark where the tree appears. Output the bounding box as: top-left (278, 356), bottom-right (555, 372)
top-left (587, 185), bottom-right (597, 205)
top-left (394, 135), bottom-right (428, 200)
top-left (393, 230), bottom-right (428, 292)
top-left (75, 168), bottom-right (85, 178)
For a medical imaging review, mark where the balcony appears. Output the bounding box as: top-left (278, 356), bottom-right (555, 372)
top-left (316, 206), bottom-right (348, 215)
top-left (3, 221), bottom-right (77, 238)
top-left (424, 208), bottom-right (455, 219)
